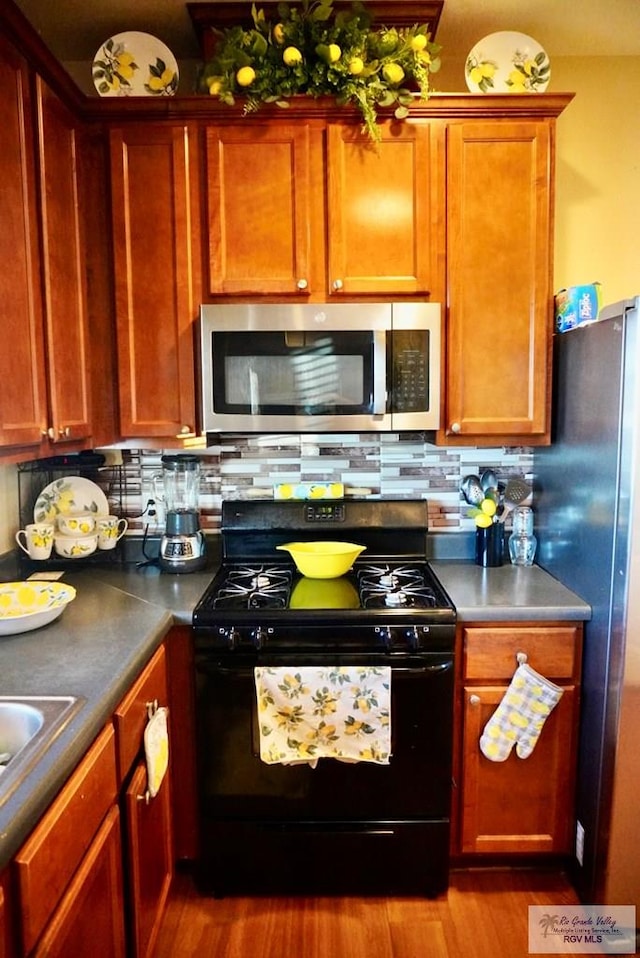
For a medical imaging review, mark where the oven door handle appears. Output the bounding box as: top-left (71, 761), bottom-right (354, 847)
top-left (196, 660), bottom-right (453, 677)
top-left (392, 661), bottom-right (453, 675)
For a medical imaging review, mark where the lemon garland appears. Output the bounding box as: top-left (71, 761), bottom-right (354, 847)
top-left (198, 0), bottom-right (441, 141)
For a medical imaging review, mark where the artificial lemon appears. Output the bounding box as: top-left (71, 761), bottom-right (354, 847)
top-left (272, 22), bottom-right (285, 44)
top-left (236, 65), bottom-right (256, 87)
top-left (480, 498), bottom-right (497, 517)
top-left (207, 76), bottom-right (223, 95)
top-left (327, 43), bottom-right (341, 63)
top-left (410, 34), bottom-right (428, 52)
top-left (348, 56), bottom-right (364, 75)
top-left (283, 46), bottom-right (302, 66)
top-left (474, 512), bottom-right (493, 528)
top-left (382, 62), bottom-right (405, 86)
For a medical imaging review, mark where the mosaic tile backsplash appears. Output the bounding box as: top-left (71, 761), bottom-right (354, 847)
top-left (119, 434), bottom-right (534, 535)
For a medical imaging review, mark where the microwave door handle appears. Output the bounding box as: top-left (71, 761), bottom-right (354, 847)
top-left (372, 331), bottom-right (387, 415)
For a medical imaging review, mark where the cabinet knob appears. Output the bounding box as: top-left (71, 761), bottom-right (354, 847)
top-left (46, 426), bottom-right (56, 440)
top-left (59, 426), bottom-right (71, 438)
top-left (332, 278), bottom-right (344, 292)
top-left (177, 425), bottom-right (194, 436)
top-left (450, 422), bottom-right (461, 434)
top-left (296, 278), bottom-right (308, 290)
top-left (469, 694), bottom-right (481, 706)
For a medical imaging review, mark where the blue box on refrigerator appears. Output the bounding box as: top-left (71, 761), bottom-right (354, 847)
top-left (555, 283), bottom-right (603, 332)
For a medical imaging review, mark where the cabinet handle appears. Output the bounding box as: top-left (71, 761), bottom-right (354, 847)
top-left (296, 278), bottom-right (308, 290)
top-left (332, 278), bottom-right (344, 292)
top-left (59, 426), bottom-right (71, 438)
top-left (516, 651), bottom-right (528, 665)
top-left (469, 694), bottom-right (481, 706)
top-left (450, 422), bottom-right (461, 434)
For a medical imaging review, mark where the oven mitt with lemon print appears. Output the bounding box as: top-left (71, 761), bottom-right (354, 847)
top-left (479, 663), bottom-right (563, 762)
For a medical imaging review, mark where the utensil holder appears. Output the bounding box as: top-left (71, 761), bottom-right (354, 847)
top-left (475, 522), bottom-right (504, 567)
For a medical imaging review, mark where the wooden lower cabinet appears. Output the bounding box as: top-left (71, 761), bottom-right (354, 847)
top-left (14, 725), bottom-right (124, 956)
top-left (457, 623), bottom-right (582, 856)
top-left (30, 808), bottom-right (125, 958)
top-left (8, 642), bottom-right (176, 958)
top-left (124, 764), bottom-right (172, 958)
top-left (114, 644), bottom-right (174, 958)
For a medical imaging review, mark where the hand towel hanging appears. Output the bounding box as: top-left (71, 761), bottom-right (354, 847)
top-left (254, 666), bottom-right (391, 767)
top-left (479, 661), bottom-right (563, 762)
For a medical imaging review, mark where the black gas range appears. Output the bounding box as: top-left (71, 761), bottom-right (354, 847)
top-left (192, 498), bottom-right (456, 656)
top-left (192, 499), bottom-right (457, 898)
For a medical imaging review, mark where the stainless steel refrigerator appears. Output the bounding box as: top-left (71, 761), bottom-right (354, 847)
top-left (535, 296), bottom-right (640, 908)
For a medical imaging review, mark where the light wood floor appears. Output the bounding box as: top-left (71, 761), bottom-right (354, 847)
top-left (154, 866), bottom-right (579, 958)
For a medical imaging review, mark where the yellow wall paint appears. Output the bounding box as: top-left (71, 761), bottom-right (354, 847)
top-left (0, 464), bottom-right (18, 554)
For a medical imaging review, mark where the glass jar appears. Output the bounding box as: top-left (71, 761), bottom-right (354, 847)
top-left (508, 506), bottom-right (537, 566)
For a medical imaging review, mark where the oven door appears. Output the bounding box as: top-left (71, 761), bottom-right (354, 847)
top-left (195, 655), bottom-right (453, 821)
top-left (195, 652), bottom-right (454, 895)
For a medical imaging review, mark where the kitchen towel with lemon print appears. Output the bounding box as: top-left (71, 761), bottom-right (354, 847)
top-left (255, 666), bottom-right (391, 767)
top-left (479, 662), bottom-right (563, 762)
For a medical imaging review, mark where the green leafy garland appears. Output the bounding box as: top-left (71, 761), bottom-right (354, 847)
top-left (198, 0), bottom-right (441, 140)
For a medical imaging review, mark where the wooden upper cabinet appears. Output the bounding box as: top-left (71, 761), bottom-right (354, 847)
top-left (35, 76), bottom-right (91, 443)
top-left (327, 120), bottom-right (444, 298)
top-left (205, 117), bottom-right (445, 301)
top-left (445, 120), bottom-right (554, 444)
top-left (0, 35), bottom-right (47, 449)
top-left (206, 123), bottom-right (314, 296)
top-left (110, 125), bottom-right (197, 438)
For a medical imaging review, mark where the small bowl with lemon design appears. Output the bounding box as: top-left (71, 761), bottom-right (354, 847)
top-left (0, 582), bottom-right (76, 636)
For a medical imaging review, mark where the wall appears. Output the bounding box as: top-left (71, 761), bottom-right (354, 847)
top-left (2, 55), bottom-right (638, 554)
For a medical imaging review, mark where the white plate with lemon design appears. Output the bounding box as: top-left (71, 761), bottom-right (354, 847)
top-left (465, 31), bottom-right (550, 93)
top-left (92, 31), bottom-right (179, 97)
top-left (0, 582), bottom-right (77, 636)
top-left (34, 477), bottom-right (109, 524)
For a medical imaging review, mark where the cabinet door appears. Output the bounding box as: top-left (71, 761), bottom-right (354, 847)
top-left (327, 120), bottom-right (445, 297)
top-left (124, 763), bottom-right (173, 958)
top-left (206, 124), bottom-right (313, 296)
top-left (110, 126), bottom-right (197, 438)
top-left (460, 684), bottom-right (577, 854)
top-left (35, 77), bottom-right (91, 443)
top-left (31, 807), bottom-right (126, 958)
top-left (0, 36), bottom-right (47, 449)
top-left (446, 120), bottom-right (553, 442)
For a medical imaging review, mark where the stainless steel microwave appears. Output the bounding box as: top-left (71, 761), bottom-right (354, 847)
top-left (199, 302), bottom-right (441, 433)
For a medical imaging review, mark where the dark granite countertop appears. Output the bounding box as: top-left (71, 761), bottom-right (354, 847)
top-left (0, 540), bottom-right (589, 870)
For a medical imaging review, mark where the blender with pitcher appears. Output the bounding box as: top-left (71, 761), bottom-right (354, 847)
top-left (156, 454), bottom-right (206, 573)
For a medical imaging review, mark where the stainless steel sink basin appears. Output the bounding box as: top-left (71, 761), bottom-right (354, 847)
top-left (0, 695), bottom-right (84, 807)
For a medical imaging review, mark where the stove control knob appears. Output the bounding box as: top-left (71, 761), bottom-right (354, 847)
top-left (374, 626), bottom-right (393, 648)
top-left (405, 626), bottom-right (421, 650)
top-left (218, 627), bottom-right (239, 650)
top-left (250, 627), bottom-right (273, 650)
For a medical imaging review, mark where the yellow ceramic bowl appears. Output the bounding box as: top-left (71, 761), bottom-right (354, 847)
top-left (276, 541), bottom-right (366, 578)
top-left (0, 582), bottom-right (77, 636)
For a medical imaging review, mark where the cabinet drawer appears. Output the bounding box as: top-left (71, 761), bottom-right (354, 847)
top-left (113, 645), bottom-right (167, 783)
top-left (15, 724), bottom-right (117, 955)
top-left (463, 626), bottom-right (581, 680)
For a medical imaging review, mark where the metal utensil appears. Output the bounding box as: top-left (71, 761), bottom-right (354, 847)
top-left (460, 475), bottom-right (485, 506)
top-left (480, 469), bottom-right (498, 493)
top-left (499, 478), bottom-right (532, 523)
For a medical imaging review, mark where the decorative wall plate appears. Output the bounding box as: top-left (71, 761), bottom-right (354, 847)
top-left (465, 31), bottom-right (550, 93)
top-left (92, 31), bottom-right (179, 97)
top-left (34, 477), bottom-right (109, 524)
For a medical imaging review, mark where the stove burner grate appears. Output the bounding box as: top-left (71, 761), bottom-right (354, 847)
top-left (212, 564), bottom-right (293, 610)
top-left (357, 563), bottom-right (440, 610)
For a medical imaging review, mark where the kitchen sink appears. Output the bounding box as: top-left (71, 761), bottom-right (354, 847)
top-left (0, 696), bottom-right (84, 808)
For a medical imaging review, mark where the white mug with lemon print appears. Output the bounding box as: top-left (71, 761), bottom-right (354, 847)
top-left (57, 513), bottom-right (97, 537)
top-left (97, 516), bottom-right (128, 550)
top-left (15, 523), bottom-right (55, 560)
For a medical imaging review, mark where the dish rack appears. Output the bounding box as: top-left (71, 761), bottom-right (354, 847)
top-left (17, 457), bottom-right (126, 570)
